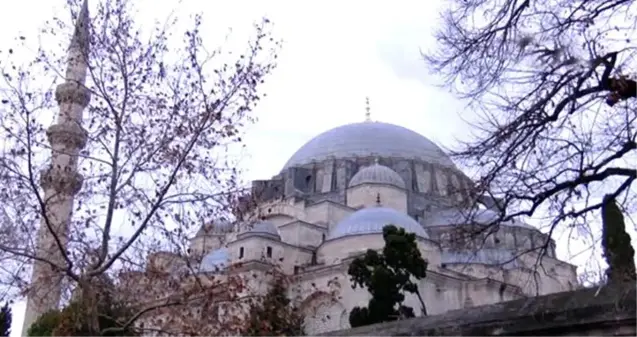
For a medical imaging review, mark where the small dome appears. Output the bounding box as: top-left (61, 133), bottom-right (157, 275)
top-left (424, 208), bottom-right (535, 230)
top-left (238, 221), bottom-right (281, 240)
top-left (327, 207), bottom-right (429, 240)
top-left (200, 248), bottom-right (230, 273)
top-left (196, 221), bottom-right (233, 236)
top-left (349, 163), bottom-right (406, 189)
top-left (441, 249), bottom-right (521, 269)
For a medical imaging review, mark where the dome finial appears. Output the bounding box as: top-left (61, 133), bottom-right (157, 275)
top-left (364, 97), bottom-right (371, 122)
top-left (374, 157), bottom-right (380, 164)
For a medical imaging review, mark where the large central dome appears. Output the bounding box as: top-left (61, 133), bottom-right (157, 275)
top-left (282, 122), bottom-right (455, 171)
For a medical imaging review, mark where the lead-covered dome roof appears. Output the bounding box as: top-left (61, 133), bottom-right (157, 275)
top-left (200, 248), bottom-right (230, 273)
top-left (327, 207), bottom-right (429, 240)
top-left (424, 208), bottom-right (535, 230)
top-left (349, 163), bottom-right (406, 189)
top-left (441, 249), bottom-right (521, 269)
top-left (282, 122), bottom-right (455, 171)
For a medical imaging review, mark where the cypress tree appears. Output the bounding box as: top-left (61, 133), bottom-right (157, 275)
top-left (601, 195), bottom-right (636, 284)
top-left (348, 225), bottom-right (428, 328)
top-left (0, 302), bottom-right (11, 337)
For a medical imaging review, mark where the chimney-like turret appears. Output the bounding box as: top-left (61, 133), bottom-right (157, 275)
top-left (22, 0), bottom-right (91, 332)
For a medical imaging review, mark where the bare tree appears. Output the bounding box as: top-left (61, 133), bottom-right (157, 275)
top-left (0, 0), bottom-right (280, 334)
top-left (426, 0), bottom-right (637, 271)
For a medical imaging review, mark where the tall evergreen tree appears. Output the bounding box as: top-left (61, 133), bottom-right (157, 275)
top-left (0, 302), bottom-right (11, 337)
top-left (601, 195), bottom-right (637, 284)
top-left (243, 275), bottom-right (305, 336)
top-left (348, 225), bottom-right (428, 328)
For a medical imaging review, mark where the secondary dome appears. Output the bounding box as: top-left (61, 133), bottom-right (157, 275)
top-left (196, 221), bottom-right (233, 237)
top-left (327, 207), bottom-right (429, 240)
top-left (349, 163), bottom-right (406, 189)
top-left (282, 122), bottom-right (455, 171)
top-left (200, 248), bottom-right (230, 273)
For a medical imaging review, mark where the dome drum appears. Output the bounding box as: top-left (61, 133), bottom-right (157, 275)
top-left (266, 121), bottom-right (476, 207)
top-left (237, 221), bottom-right (281, 241)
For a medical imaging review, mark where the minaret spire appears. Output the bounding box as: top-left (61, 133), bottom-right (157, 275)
top-left (66, 0), bottom-right (90, 84)
top-left (23, 0), bottom-right (91, 332)
top-left (364, 97), bottom-right (371, 122)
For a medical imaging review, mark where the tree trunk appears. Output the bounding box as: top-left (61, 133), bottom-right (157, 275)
top-left (414, 289), bottom-right (427, 316)
top-left (80, 278), bottom-right (101, 335)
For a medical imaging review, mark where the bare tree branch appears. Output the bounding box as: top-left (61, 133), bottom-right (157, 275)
top-left (427, 0), bottom-right (637, 283)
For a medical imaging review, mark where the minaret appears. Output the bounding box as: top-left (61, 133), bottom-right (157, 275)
top-left (23, 0), bottom-right (90, 332)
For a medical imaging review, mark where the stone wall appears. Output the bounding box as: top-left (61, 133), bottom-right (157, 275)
top-left (322, 284), bottom-right (636, 336)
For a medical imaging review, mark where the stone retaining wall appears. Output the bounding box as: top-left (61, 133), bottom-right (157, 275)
top-left (322, 284), bottom-right (636, 336)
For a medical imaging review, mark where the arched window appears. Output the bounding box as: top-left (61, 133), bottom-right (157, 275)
top-left (266, 246), bottom-right (273, 258)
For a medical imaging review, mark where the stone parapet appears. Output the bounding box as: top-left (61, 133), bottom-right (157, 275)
top-left (46, 122), bottom-right (89, 149)
top-left (55, 81), bottom-right (91, 107)
top-left (322, 284), bottom-right (636, 336)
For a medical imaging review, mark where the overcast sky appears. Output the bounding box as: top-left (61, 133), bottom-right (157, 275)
top-left (1, 0), bottom-right (634, 335)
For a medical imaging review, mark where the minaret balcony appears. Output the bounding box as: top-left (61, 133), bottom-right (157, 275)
top-left (40, 166), bottom-right (84, 195)
top-left (46, 122), bottom-right (88, 149)
top-left (55, 81), bottom-right (91, 107)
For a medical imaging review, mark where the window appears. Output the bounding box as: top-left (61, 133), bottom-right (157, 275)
top-left (239, 247), bottom-right (244, 259)
top-left (321, 233), bottom-right (326, 241)
top-left (294, 266), bottom-right (300, 274)
top-left (499, 284), bottom-right (506, 298)
top-left (266, 246), bottom-right (273, 258)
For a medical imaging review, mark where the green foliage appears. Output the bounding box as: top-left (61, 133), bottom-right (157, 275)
top-left (348, 225), bottom-right (428, 328)
top-left (243, 275), bottom-right (305, 336)
top-left (27, 278), bottom-right (137, 336)
top-left (26, 310), bottom-right (62, 337)
top-left (27, 300), bottom-right (136, 336)
top-left (601, 195), bottom-right (637, 284)
top-left (0, 302), bottom-right (11, 337)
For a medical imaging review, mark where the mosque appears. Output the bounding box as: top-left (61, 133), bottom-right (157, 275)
top-left (20, 0), bottom-right (577, 332)
top-left (155, 115), bottom-right (579, 334)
